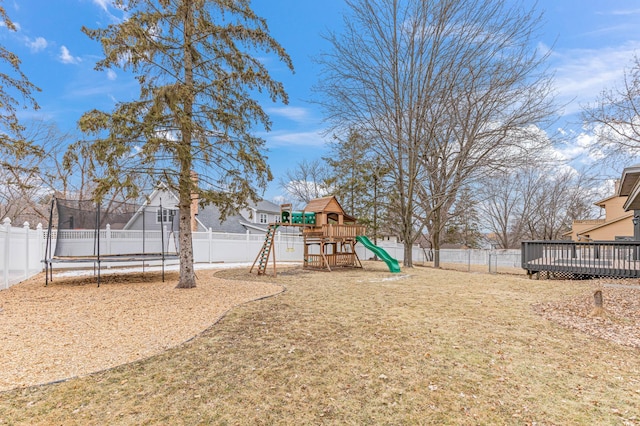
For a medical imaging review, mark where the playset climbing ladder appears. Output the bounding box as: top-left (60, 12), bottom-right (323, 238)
top-left (250, 223), bottom-right (279, 276)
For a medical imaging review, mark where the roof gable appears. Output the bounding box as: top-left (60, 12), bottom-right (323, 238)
top-left (576, 212), bottom-right (634, 236)
top-left (304, 196), bottom-right (345, 215)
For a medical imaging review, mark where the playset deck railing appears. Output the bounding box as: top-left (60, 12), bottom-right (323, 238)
top-left (304, 224), bottom-right (367, 239)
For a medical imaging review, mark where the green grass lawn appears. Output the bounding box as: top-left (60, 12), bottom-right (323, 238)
top-left (1, 263), bottom-right (638, 425)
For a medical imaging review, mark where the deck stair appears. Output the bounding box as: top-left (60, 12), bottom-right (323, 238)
top-left (250, 224), bottom-right (279, 276)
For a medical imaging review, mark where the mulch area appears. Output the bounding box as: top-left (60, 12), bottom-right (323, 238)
top-left (0, 268), bottom-right (283, 392)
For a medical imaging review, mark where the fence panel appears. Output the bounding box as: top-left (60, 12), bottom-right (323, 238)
top-left (1, 219), bottom-right (43, 289)
top-left (419, 248), bottom-right (523, 274)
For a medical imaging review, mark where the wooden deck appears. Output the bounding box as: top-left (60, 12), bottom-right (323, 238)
top-left (521, 240), bottom-right (640, 278)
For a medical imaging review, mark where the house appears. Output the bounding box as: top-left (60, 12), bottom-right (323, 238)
top-left (123, 183), bottom-right (281, 234)
top-left (617, 163), bottom-right (640, 240)
top-left (564, 181), bottom-right (634, 241)
top-left (196, 199), bottom-right (281, 234)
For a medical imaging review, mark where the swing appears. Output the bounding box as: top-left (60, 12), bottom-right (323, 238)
top-left (286, 227), bottom-right (295, 252)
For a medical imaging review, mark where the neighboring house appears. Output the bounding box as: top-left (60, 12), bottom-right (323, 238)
top-left (123, 184), bottom-right (181, 232)
top-left (564, 183), bottom-right (634, 241)
top-left (197, 199), bottom-right (281, 234)
top-left (123, 183), bottom-right (281, 234)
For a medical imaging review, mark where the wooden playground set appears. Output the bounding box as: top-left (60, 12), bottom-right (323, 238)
top-left (250, 196), bottom-right (400, 276)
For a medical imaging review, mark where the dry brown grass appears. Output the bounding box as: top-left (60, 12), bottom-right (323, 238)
top-left (1, 262), bottom-right (639, 425)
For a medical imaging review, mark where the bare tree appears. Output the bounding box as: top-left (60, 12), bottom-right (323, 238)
top-left (480, 166), bottom-right (600, 248)
top-left (478, 166), bottom-right (550, 249)
top-left (526, 168), bottom-right (599, 241)
top-left (279, 159), bottom-right (333, 207)
top-left (317, 0), bottom-right (555, 267)
top-left (0, 120), bottom-right (72, 224)
top-left (584, 55), bottom-right (640, 162)
top-left (0, 119), bottom-right (144, 225)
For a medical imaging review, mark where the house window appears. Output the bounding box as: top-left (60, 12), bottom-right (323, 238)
top-left (157, 208), bottom-right (176, 223)
top-left (259, 213), bottom-right (268, 224)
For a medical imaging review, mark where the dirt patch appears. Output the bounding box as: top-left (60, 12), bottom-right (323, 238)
top-left (0, 268), bottom-right (283, 392)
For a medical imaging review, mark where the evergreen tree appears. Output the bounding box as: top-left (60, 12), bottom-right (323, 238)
top-left (324, 129), bottom-right (373, 219)
top-left (78, 0), bottom-right (292, 288)
top-left (324, 129), bottom-right (393, 242)
top-left (442, 186), bottom-right (483, 248)
top-left (0, 4), bottom-right (40, 174)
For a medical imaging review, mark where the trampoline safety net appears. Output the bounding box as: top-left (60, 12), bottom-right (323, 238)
top-left (52, 197), bottom-right (179, 258)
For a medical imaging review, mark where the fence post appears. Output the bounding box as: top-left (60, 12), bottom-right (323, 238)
top-left (467, 249), bottom-right (471, 272)
top-left (208, 227), bottom-right (213, 263)
top-left (23, 222), bottom-right (30, 281)
top-left (37, 223), bottom-right (43, 271)
top-left (488, 251), bottom-right (497, 274)
top-left (3, 218), bottom-right (11, 289)
top-left (106, 224), bottom-right (112, 255)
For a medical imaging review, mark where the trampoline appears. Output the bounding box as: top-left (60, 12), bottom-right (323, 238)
top-left (44, 197), bottom-right (179, 286)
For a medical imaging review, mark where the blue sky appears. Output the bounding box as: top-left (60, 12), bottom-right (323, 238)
top-left (3, 0), bottom-right (640, 201)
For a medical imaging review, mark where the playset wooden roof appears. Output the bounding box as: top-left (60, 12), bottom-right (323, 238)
top-left (304, 196), bottom-right (346, 215)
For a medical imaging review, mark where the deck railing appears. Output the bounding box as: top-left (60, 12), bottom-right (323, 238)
top-left (521, 240), bottom-right (640, 278)
top-left (304, 224), bottom-right (367, 239)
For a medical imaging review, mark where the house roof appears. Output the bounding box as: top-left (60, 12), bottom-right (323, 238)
top-left (594, 194), bottom-right (618, 207)
top-left (254, 199), bottom-right (280, 213)
top-left (619, 164), bottom-right (640, 196)
top-left (619, 164), bottom-right (640, 210)
top-left (574, 212), bottom-right (633, 237)
top-left (133, 184), bottom-right (277, 233)
top-left (123, 183), bottom-right (180, 230)
top-left (197, 205), bottom-right (254, 233)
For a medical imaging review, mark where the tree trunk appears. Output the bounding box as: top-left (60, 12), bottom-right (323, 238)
top-left (177, 190), bottom-right (196, 288)
top-left (432, 209), bottom-right (442, 268)
top-left (589, 289), bottom-right (606, 317)
top-left (403, 241), bottom-right (413, 268)
top-left (176, 0), bottom-right (196, 289)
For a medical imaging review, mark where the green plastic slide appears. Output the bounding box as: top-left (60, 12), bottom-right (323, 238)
top-left (356, 235), bottom-right (401, 273)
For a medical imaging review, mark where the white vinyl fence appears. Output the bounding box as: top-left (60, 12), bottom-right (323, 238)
top-left (1, 222), bottom-right (525, 290)
top-left (1, 218), bottom-right (44, 290)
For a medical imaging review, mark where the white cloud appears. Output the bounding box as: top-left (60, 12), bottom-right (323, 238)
top-left (264, 130), bottom-right (329, 148)
top-left (608, 8), bottom-right (640, 16)
top-left (266, 106), bottom-right (310, 123)
top-left (91, 0), bottom-right (125, 23)
top-left (93, 0), bottom-right (111, 12)
top-left (106, 69), bottom-right (117, 81)
top-left (27, 37), bottom-right (47, 53)
top-left (59, 46), bottom-right (81, 64)
top-left (550, 41), bottom-right (640, 116)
